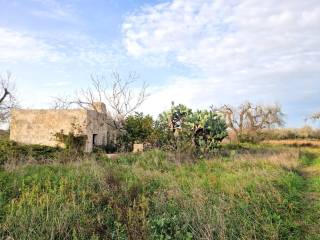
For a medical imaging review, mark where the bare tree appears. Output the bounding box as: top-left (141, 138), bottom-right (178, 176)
top-left (53, 72), bottom-right (148, 130)
top-left (212, 102), bottom-right (284, 140)
top-left (0, 71), bottom-right (17, 122)
top-left (309, 112), bottom-right (320, 121)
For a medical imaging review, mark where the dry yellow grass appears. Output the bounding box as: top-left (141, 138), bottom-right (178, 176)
top-left (233, 148), bottom-right (300, 171)
top-left (263, 139), bottom-right (320, 147)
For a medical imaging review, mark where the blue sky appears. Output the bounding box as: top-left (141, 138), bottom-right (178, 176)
top-left (0, 0), bottom-right (319, 127)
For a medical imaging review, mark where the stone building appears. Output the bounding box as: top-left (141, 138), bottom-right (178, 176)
top-left (10, 102), bottom-right (118, 152)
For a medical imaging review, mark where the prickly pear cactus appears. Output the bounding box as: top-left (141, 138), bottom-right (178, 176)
top-left (165, 103), bottom-right (228, 154)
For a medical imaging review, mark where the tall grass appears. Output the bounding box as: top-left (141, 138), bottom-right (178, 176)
top-left (0, 144), bottom-right (317, 239)
top-left (298, 149), bottom-right (320, 239)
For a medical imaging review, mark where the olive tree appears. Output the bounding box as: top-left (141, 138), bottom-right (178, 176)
top-left (213, 102), bottom-right (284, 141)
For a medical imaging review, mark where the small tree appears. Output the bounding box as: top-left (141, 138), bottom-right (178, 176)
top-left (152, 113), bottom-right (176, 150)
top-left (123, 112), bottom-right (154, 147)
top-left (154, 103), bottom-right (191, 150)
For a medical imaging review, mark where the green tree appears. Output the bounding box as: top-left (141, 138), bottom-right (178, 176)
top-left (123, 112), bottom-right (154, 146)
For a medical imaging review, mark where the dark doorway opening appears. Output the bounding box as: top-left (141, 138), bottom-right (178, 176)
top-left (93, 134), bottom-right (98, 146)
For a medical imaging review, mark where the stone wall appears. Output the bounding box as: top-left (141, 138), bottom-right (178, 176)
top-left (85, 110), bottom-right (118, 152)
top-left (10, 107), bottom-right (118, 152)
top-left (10, 109), bottom-right (88, 148)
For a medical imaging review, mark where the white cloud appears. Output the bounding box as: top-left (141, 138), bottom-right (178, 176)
top-left (140, 76), bottom-right (211, 116)
top-left (123, 0), bottom-right (320, 74)
top-left (0, 27), bottom-right (125, 66)
top-left (0, 27), bottom-right (65, 63)
top-left (139, 73), bottom-right (319, 122)
top-left (123, 0), bottom-right (320, 125)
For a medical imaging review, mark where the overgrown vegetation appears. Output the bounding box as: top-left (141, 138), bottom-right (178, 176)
top-left (54, 123), bottom-right (87, 153)
top-left (1, 142), bottom-right (319, 239)
top-left (122, 112), bottom-right (154, 151)
top-left (0, 138), bottom-right (62, 167)
top-left (121, 103), bottom-right (228, 155)
top-left (160, 103), bottom-right (228, 154)
top-left (54, 130), bottom-right (87, 152)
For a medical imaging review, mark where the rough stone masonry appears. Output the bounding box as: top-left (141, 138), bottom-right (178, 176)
top-left (10, 102), bottom-right (118, 152)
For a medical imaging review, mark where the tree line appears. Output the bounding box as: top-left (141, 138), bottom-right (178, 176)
top-left (1, 71), bottom-right (320, 153)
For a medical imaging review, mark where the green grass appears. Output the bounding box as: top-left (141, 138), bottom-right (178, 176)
top-left (0, 138), bottom-right (63, 166)
top-left (0, 144), bottom-right (319, 239)
top-left (298, 149), bottom-right (320, 239)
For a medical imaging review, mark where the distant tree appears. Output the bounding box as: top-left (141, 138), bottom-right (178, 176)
top-left (310, 112), bottom-right (320, 121)
top-left (213, 102), bottom-right (284, 141)
top-left (53, 71), bottom-right (148, 130)
top-left (0, 71), bottom-right (17, 123)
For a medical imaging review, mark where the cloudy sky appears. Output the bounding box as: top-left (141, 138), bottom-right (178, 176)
top-left (0, 0), bottom-right (319, 127)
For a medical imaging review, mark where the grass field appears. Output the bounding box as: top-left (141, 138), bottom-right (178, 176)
top-left (263, 139), bottom-right (320, 147)
top-left (0, 141), bottom-right (320, 239)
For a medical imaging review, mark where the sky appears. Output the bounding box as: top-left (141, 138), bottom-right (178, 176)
top-left (0, 0), bottom-right (319, 127)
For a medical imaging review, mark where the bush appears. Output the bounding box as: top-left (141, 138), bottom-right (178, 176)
top-left (0, 138), bottom-right (62, 166)
top-left (0, 130), bottom-right (9, 140)
top-left (94, 141), bottom-right (118, 153)
top-left (124, 113), bottom-right (154, 144)
top-left (54, 130), bottom-right (87, 152)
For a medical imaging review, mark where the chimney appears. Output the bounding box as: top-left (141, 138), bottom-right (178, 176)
top-left (92, 102), bottom-right (106, 113)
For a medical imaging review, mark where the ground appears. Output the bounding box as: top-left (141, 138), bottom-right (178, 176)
top-left (0, 141), bottom-right (320, 239)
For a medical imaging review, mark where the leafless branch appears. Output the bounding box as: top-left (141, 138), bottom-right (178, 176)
top-left (308, 112), bottom-right (320, 121)
top-left (0, 71), bottom-right (17, 122)
top-left (53, 71), bottom-right (149, 130)
top-left (212, 102), bottom-right (284, 140)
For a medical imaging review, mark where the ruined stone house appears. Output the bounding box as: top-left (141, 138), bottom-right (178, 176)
top-left (10, 102), bottom-right (118, 152)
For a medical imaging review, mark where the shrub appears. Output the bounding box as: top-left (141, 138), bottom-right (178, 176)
top-left (54, 130), bottom-right (87, 152)
top-left (0, 138), bottom-right (61, 166)
top-left (122, 112), bottom-right (154, 151)
top-left (0, 130), bottom-right (9, 140)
